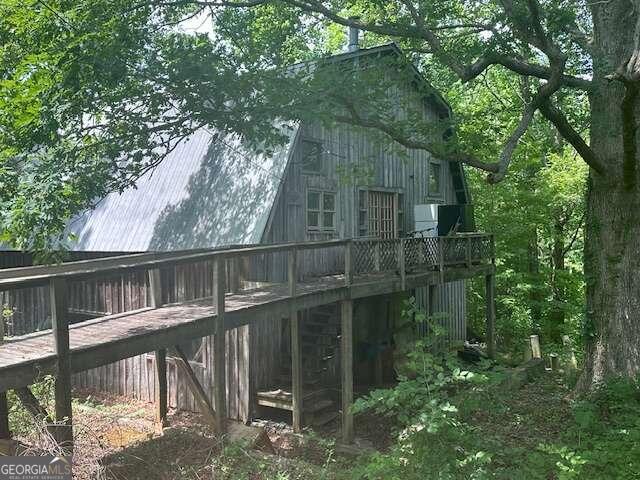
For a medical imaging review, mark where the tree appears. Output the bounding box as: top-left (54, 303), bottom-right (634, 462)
top-left (0, 0), bottom-right (637, 390)
top-left (211, 0), bottom-right (639, 391)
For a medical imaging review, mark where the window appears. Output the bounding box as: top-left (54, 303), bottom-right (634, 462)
top-left (301, 139), bottom-right (323, 172)
top-left (428, 161), bottom-right (442, 196)
top-left (307, 190), bottom-right (336, 231)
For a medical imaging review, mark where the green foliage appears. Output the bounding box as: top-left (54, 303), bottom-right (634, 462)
top-left (350, 300), bottom-right (495, 479)
top-left (7, 375), bottom-right (55, 436)
top-left (449, 67), bottom-right (588, 352)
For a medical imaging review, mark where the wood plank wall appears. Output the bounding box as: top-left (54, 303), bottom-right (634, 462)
top-left (262, 71), bottom-right (468, 354)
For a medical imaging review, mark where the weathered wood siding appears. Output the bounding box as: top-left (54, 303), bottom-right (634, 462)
top-left (262, 77), bottom-right (468, 349)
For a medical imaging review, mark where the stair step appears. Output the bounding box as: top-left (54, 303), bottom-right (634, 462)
top-left (277, 375), bottom-right (320, 386)
top-left (303, 398), bottom-right (333, 414)
top-left (302, 335), bottom-right (333, 345)
top-left (305, 324), bottom-right (339, 335)
top-left (308, 410), bottom-right (339, 427)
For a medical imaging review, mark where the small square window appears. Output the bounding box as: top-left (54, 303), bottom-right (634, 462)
top-left (308, 211), bottom-right (319, 227)
top-left (429, 161), bottom-right (442, 196)
top-left (307, 191), bottom-right (320, 210)
top-left (301, 140), bottom-right (323, 172)
top-left (323, 193), bottom-right (335, 211)
top-left (323, 212), bottom-right (334, 228)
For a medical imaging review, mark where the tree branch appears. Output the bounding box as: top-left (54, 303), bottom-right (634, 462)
top-left (539, 99), bottom-right (606, 175)
top-left (332, 96), bottom-right (500, 173)
top-left (283, 0), bottom-right (592, 90)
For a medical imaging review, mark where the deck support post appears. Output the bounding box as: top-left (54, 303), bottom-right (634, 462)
top-left (288, 248), bottom-right (298, 296)
top-left (213, 258), bottom-right (227, 434)
top-left (340, 299), bottom-right (354, 444)
top-left (0, 393), bottom-right (9, 440)
top-left (291, 310), bottom-right (303, 433)
top-left (0, 318), bottom-right (9, 440)
top-left (437, 237), bottom-right (445, 284)
top-left (174, 345), bottom-right (218, 428)
top-left (344, 240), bottom-right (353, 287)
top-left (485, 273), bottom-right (496, 359)
top-left (149, 268), bottom-right (168, 432)
top-left (154, 348), bottom-right (168, 433)
top-left (50, 278), bottom-right (73, 453)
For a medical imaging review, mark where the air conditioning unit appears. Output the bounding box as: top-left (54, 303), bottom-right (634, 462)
top-left (437, 204), bottom-right (476, 236)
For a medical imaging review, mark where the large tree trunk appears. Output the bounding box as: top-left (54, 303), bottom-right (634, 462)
top-left (579, 1), bottom-right (640, 390)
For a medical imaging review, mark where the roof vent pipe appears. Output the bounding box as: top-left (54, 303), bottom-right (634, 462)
top-left (347, 18), bottom-right (360, 52)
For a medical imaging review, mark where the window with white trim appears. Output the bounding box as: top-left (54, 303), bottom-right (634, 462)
top-left (307, 190), bottom-right (336, 231)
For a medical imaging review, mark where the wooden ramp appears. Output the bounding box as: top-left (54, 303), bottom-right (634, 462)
top-left (0, 235), bottom-right (496, 448)
top-left (0, 275), bottom-right (349, 392)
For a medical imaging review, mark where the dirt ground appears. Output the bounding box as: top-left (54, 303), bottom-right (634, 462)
top-left (11, 371), bottom-right (575, 479)
top-left (13, 389), bottom-right (389, 479)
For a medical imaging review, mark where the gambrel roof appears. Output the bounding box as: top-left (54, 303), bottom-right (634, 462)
top-left (66, 44), bottom-right (469, 252)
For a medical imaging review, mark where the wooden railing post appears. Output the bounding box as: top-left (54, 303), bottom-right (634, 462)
top-left (397, 239), bottom-right (406, 290)
top-left (374, 241), bottom-right (381, 272)
top-left (213, 257), bottom-right (227, 434)
top-left (344, 240), bottom-right (353, 287)
top-left (50, 277), bottom-right (73, 453)
top-left (148, 268), bottom-right (168, 432)
top-left (148, 268), bottom-right (163, 308)
top-left (466, 236), bottom-right (472, 268)
top-left (288, 247), bottom-right (298, 297)
top-left (228, 256), bottom-right (241, 294)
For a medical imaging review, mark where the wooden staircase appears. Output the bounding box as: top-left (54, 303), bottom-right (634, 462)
top-left (256, 306), bottom-right (340, 427)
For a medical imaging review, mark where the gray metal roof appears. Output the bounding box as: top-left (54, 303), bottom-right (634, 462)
top-left (65, 44), bottom-right (467, 253)
top-left (67, 127), bottom-right (297, 252)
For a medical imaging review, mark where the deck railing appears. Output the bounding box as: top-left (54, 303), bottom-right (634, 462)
top-left (0, 233), bottom-right (494, 444)
top-left (0, 234), bottom-right (494, 293)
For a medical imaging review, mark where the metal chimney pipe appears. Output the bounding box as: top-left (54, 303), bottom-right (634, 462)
top-left (347, 18), bottom-right (360, 52)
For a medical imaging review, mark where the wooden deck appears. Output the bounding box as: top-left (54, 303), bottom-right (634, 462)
top-left (0, 234), bottom-right (495, 446)
top-left (0, 265), bottom-right (492, 393)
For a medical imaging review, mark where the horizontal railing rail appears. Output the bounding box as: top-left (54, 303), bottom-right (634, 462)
top-left (0, 239), bottom-right (350, 290)
top-left (0, 235), bottom-right (494, 291)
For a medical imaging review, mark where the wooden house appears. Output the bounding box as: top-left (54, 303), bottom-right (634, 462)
top-left (0, 40), bottom-right (489, 431)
